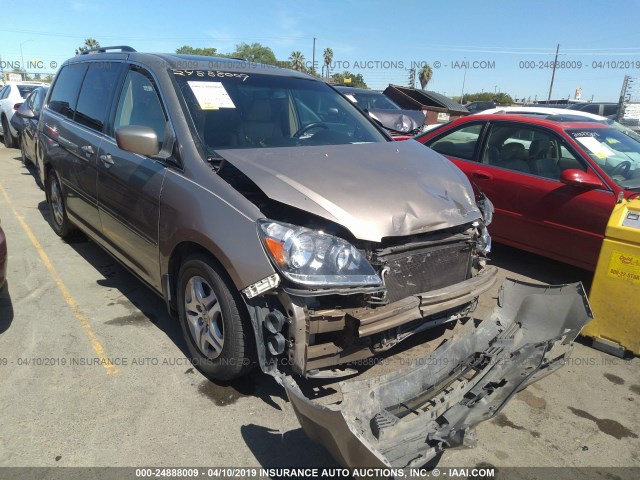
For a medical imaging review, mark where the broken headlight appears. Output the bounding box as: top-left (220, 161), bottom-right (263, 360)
top-left (258, 220), bottom-right (381, 288)
top-left (477, 192), bottom-right (494, 226)
top-left (475, 193), bottom-right (493, 254)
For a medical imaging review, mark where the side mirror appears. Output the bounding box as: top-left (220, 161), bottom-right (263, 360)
top-left (560, 169), bottom-right (605, 190)
top-left (15, 106), bottom-right (35, 119)
top-left (115, 125), bottom-right (160, 157)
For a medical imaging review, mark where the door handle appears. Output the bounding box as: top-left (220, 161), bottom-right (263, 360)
top-left (80, 145), bottom-right (94, 156)
top-left (472, 170), bottom-right (493, 180)
top-left (99, 154), bottom-right (114, 168)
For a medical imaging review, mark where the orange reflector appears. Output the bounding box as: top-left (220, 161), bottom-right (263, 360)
top-left (265, 237), bottom-right (286, 265)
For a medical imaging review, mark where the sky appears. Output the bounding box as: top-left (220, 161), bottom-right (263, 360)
top-left (1, 0), bottom-right (639, 102)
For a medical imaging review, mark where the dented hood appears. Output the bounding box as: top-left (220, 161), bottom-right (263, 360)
top-left (217, 140), bottom-right (480, 242)
top-left (367, 108), bottom-right (426, 135)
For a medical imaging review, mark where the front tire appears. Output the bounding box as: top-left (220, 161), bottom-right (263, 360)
top-left (177, 254), bottom-right (255, 381)
top-left (46, 169), bottom-right (74, 238)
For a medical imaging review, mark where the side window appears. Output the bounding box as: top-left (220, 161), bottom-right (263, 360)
top-left (603, 105), bottom-right (618, 117)
top-left (75, 62), bottom-right (122, 132)
top-left (114, 68), bottom-right (167, 150)
top-left (482, 124), bottom-right (586, 179)
top-left (428, 123), bottom-right (483, 160)
top-left (48, 63), bottom-right (88, 119)
top-left (0, 86), bottom-right (8, 99)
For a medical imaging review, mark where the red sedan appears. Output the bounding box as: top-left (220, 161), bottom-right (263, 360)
top-left (415, 114), bottom-right (640, 270)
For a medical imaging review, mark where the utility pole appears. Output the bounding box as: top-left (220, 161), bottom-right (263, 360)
top-left (312, 37), bottom-right (316, 75)
top-left (617, 75), bottom-right (633, 122)
top-left (460, 58), bottom-right (467, 104)
top-left (547, 43), bottom-right (560, 102)
top-left (408, 67), bottom-right (416, 88)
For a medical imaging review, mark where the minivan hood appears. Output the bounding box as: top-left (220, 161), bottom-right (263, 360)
top-left (217, 140), bottom-right (481, 242)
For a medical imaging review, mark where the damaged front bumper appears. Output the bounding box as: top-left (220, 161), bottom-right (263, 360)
top-left (277, 279), bottom-right (592, 469)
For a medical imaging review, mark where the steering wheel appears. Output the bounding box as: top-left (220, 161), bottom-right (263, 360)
top-left (610, 161), bottom-right (631, 178)
top-left (293, 122), bottom-right (329, 138)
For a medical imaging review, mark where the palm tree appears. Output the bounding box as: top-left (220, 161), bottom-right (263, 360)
top-left (289, 51), bottom-right (305, 71)
top-left (419, 63), bottom-right (433, 90)
top-left (322, 48), bottom-right (333, 78)
top-left (75, 38), bottom-right (100, 55)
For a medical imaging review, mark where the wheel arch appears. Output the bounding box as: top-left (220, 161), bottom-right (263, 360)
top-left (165, 240), bottom-right (240, 313)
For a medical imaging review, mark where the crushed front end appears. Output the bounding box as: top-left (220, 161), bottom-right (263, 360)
top-left (246, 218), bottom-right (495, 378)
top-left (279, 279), bottom-right (592, 469)
top-left (220, 141), bottom-right (590, 469)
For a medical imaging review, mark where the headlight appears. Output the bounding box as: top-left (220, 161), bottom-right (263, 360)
top-left (258, 220), bottom-right (381, 288)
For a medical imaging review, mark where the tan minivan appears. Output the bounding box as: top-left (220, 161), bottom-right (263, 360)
top-left (39, 47), bottom-right (591, 469)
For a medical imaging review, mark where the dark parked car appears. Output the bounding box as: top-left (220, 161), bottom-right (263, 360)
top-left (0, 218), bottom-right (6, 289)
top-left (335, 85), bottom-right (426, 136)
top-left (12, 86), bottom-right (49, 180)
top-left (0, 81), bottom-right (48, 148)
top-left (415, 113), bottom-right (640, 270)
top-left (39, 47), bottom-right (590, 469)
top-left (567, 102), bottom-right (618, 118)
top-left (464, 101), bottom-right (496, 113)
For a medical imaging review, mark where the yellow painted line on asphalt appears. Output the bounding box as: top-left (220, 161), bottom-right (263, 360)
top-left (0, 181), bottom-right (119, 376)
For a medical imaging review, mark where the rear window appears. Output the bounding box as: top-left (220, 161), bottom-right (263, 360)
top-left (17, 85), bottom-right (39, 98)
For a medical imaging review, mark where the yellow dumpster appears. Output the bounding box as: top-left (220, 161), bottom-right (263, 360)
top-left (582, 197), bottom-right (640, 357)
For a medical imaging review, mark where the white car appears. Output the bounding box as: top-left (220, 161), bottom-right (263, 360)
top-left (477, 105), bottom-right (640, 142)
top-left (0, 81), bottom-right (48, 148)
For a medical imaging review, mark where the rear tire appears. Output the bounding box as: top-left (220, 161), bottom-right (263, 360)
top-left (177, 254), bottom-right (255, 381)
top-left (46, 169), bottom-right (74, 238)
top-left (2, 117), bottom-right (16, 149)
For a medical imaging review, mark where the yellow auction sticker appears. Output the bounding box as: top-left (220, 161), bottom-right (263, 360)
top-left (607, 250), bottom-right (640, 284)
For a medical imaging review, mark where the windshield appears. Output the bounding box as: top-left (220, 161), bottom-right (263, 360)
top-left (347, 91), bottom-right (401, 110)
top-left (172, 70), bottom-right (386, 152)
top-left (568, 128), bottom-right (640, 190)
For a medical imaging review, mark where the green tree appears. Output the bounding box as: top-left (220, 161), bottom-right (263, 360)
top-left (330, 71), bottom-right (368, 89)
top-left (456, 91), bottom-right (514, 105)
top-left (75, 38), bottom-right (100, 55)
top-left (175, 45), bottom-right (219, 56)
top-left (322, 48), bottom-right (333, 78)
top-left (419, 63), bottom-right (433, 90)
top-left (231, 42), bottom-right (277, 65)
top-left (289, 51), bottom-right (305, 71)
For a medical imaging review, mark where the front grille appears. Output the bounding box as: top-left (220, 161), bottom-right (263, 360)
top-left (379, 241), bottom-right (472, 303)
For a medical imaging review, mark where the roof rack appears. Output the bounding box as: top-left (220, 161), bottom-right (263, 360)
top-left (80, 46), bottom-right (136, 55)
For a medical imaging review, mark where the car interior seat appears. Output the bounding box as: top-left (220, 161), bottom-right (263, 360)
top-left (204, 109), bottom-right (241, 149)
top-left (483, 145), bottom-right (501, 165)
top-left (432, 141), bottom-right (456, 156)
top-left (500, 142), bottom-right (530, 173)
top-left (237, 98), bottom-right (283, 146)
top-left (529, 139), bottom-right (561, 179)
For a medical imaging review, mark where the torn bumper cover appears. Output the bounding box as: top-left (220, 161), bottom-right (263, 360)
top-left (279, 279), bottom-right (593, 469)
